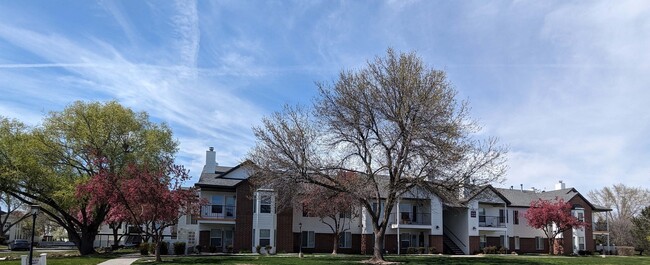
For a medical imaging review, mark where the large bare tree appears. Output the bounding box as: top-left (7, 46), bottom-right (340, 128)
top-left (248, 49), bottom-right (507, 263)
top-left (589, 184), bottom-right (650, 246)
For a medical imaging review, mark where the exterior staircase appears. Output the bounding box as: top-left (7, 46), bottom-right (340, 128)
top-left (443, 234), bottom-right (465, 255)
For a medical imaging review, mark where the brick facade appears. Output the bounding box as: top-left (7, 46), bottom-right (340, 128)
top-left (234, 181), bottom-right (253, 252)
top-left (429, 235), bottom-right (443, 254)
top-left (469, 236), bottom-right (480, 254)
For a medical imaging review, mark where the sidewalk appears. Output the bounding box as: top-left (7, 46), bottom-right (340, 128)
top-left (97, 254), bottom-right (141, 265)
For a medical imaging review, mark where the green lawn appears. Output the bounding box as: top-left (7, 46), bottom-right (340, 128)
top-left (133, 254), bottom-right (650, 265)
top-left (0, 250), bottom-right (132, 265)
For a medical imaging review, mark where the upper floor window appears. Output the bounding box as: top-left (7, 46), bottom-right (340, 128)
top-left (260, 195), bottom-right (272, 213)
top-left (513, 210), bottom-right (519, 225)
top-left (577, 212), bottom-right (584, 222)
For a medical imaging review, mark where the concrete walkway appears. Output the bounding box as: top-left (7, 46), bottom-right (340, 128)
top-left (97, 254), bottom-right (140, 265)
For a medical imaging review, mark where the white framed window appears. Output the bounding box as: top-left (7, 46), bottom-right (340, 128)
top-left (301, 231), bottom-right (315, 248)
top-left (514, 236), bottom-right (520, 250)
top-left (339, 232), bottom-right (352, 248)
top-left (212, 195), bottom-right (224, 214)
top-left (210, 229), bottom-right (222, 247)
top-left (260, 229), bottom-right (271, 246)
top-left (170, 225), bottom-right (178, 239)
top-left (536, 236), bottom-right (544, 250)
top-left (261, 195), bottom-right (272, 214)
top-left (513, 210), bottom-right (519, 225)
top-left (400, 233), bottom-right (411, 249)
top-left (578, 237), bottom-right (585, 250)
top-left (578, 212), bottom-right (584, 222)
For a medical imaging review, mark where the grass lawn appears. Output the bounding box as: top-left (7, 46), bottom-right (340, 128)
top-left (133, 254), bottom-right (650, 265)
top-left (0, 249), bottom-right (137, 265)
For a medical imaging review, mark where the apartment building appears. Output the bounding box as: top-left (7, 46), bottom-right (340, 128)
top-left (187, 147), bottom-right (611, 255)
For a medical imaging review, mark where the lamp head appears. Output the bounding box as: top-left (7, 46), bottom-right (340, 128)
top-left (30, 205), bottom-right (40, 215)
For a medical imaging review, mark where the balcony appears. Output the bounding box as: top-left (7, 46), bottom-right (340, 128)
top-left (201, 205), bottom-right (236, 219)
top-left (593, 222), bottom-right (609, 234)
top-left (478, 215), bottom-right (506, 228)
top-left (399, 212), bottom-right (431, 225)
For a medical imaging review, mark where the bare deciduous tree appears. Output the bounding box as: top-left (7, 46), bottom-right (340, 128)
top-left (589, 184), bottom-right (650, 246)
top-left (248, 49), bottom-right (507, 263)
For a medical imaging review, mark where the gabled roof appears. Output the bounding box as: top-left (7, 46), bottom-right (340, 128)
top-left (463, 185), bottom-right (511, 205)
top-left (195, 160), bottom-right (256, 188)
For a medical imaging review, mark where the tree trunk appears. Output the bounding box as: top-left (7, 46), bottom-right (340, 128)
top-left (79, 231), bottom-right (98, 255)
top-left (155, 240), bottom-right (162, 262)
top-left (112, 227), bottom-right (120, 249)
top-left (332, 233), bottom-right (339, 255)
top-left (548, 237), bottom-right (554, 255)
top-left (370, 232), bottom-right (385, 263)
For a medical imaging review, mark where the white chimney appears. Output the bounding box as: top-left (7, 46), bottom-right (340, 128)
top-left (555, 180), bottom-right (566, 190)
top-left (202, 147), bottom-right (218, 174)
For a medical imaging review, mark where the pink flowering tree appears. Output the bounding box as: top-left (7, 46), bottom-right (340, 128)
top-left (78, 159), bottom-right (203, 262)
top-left (300, 184), bottom-right (358, 255)
top-left (524, 197), bottom-right (588, 255)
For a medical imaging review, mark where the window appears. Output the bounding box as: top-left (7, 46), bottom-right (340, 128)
top-left (339, 232), bottom-right (352, 248)
top-left (500, 235), bottom-right (505, 247)
top-left (210, 229), bottom-right (222, 247)
top-left (578, 237), bottom-right (585, 250)
top-left (261, 195), bottom-right (272, 214)
top-left (400, 233), bottom-right (411, 249)
top-left (514, 236), bottom-right (520, 250)
top-left (301, 231), bottom-right (315, 248)
top-left (478, 208), bottom-right (486, 223)
top-left (260, 229), bottom-right (271, 246)
top-left (212, 195), bottom-right (224, 214)
top-left (578, 212), bottom-right (584, 222)
top-left (513, 210), bottom-right (519, 225)
top-left (225, 196), bottom-right (236, 217)
top-left (535, 236), bottom-right (544, 250)
top-left (170, 225), bottom-right (178, 239)
top-left (499, 209), bottom-right (507, 223)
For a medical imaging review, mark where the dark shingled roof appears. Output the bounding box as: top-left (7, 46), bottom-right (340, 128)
top-left (494, 187), bottom-right (606, 211)
top-left (195, 165), bottom-right (241, 187)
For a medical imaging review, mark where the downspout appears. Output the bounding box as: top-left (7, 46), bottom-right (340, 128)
top-left (397, 198), bottom-right (400, 255)
top-left (254, 191), bottom-right (260, 252)
top-left (606, 212), bottom-right (610, 255)
top-left (504, 203), bottom-right (508, 249)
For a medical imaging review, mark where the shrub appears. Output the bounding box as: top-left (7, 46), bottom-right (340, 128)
top-left (195, 245), bottom-right (203, 253)
top-left (139, 243), bottom-right (149, 255)
top-left (428, 246), bottom-right (437, 254)
top-left (407, 247), bottom-right (417, 254)
top-left (173, 242), bottom-right (186, 255)
top-left (227, 244), bottom-right (234, 253)
top-left (497, 247), bottom-right (508, 254)
top-left (208, 245), bottom-right (218, 253)
top-left (417, 247), bottom-right (426, 254)
top-left (482, 246), bottom-right (497, 254)
top-left (158, 241), bottom-right (169, 255)
top-left (264, 245), bottom-right (273, 255)
top-left (617, 246), bottom-right (635, 256)
top-left (255, 245), bottom-right (262, 254)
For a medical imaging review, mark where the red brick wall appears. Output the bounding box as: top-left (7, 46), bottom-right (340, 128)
top-left (234, 181), bottom-right (253, 252)
top-left (517, 237), bottom-right (548, 254)
top-left (292, 232), bottom-right (361, 254)
top-left (275, 207), bottom-right (293, 253)
top-left (469, 236), bottom-right (480, 254)
top-left (429, 235), bottom-right (443, 254)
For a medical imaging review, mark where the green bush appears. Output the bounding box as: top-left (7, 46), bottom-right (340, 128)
top-left (173, 242), bottom-right (186, 255)
top-left (264, 245), bottom-right (273, 255)
top-left (407, 247), bottom-right (417, 254)
top-left (429, 246), bottom-right (437, 254)
top-left (417, 247), bottom-right (426, 254)
top-left (159, 241), bottom-right (169, 255)
top-left (208, 245), bottom-right (218, 253)
top-left (255, 245), bottom-right (262, 254)
top-left (482, 246), bottom-right (497, 254)
top-left (139, 243), bottom-right (149, 255)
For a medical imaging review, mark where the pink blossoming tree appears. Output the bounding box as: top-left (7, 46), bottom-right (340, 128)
top-left (524, 197), bottom-right (588, 255)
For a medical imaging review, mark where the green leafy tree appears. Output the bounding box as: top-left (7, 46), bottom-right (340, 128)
top-left (0, 101), bottom-right (177, 254)
top-left (632, 206), bottom-right (650, 255)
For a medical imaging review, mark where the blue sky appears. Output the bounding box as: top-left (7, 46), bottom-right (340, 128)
top-left (1, 1), bottom-right (649, 194)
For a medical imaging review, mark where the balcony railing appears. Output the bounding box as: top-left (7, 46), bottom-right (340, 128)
top-left (398, 212), bottom-right (431, 225)
top-left (201, 205), bottom-right (236, 219)
top-left (478, 215), bottom-right (506, 228)
top-left (593, 222), bottom-right (608, 232)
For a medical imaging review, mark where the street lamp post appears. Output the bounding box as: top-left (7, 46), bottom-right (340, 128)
top-left (298, 222), bottom-right (303, 258)
top-left (28, 205), bottom-right (40, 265)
